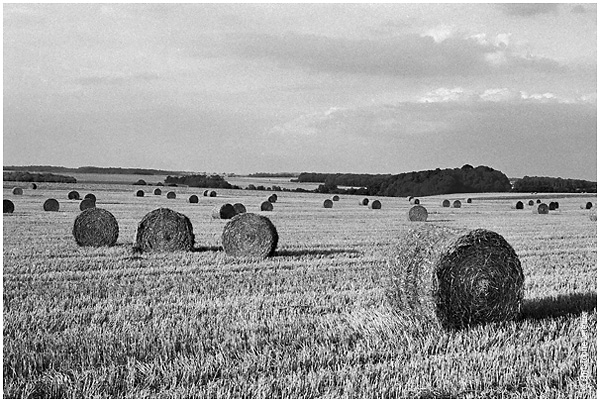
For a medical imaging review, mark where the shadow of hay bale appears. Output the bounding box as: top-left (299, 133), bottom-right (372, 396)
top-left (520, 291), bottom-right (596, 320)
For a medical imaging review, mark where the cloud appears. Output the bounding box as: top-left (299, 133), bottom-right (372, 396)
top-left (419, 87), bottom-right (595, 104)
top-left (499, 4), bottom-right (558, 17)
top-left (228, 32), bottom-right (563, 78)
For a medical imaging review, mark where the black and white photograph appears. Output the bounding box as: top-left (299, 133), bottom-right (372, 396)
top-left (3, 2), bottom-right (597, 398)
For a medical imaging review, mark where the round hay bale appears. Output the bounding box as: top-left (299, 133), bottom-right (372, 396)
top-left (465, 198), bottom-right (472, 203)
top-left (68, 190), bottom-right (80, 200)
top-left (188, 195), bottom-right (199, 204)
top-left (527, 200), bottom-right (534, 206)
top-left (369, 200), bottom-right (382, 209)
top-left (43, 198), bottom-right (59, 212)
top-left (79, 198), bottom-right (96, 211)
top-left (359, 198), bottom-right (369, 206)
top-left (590, 211), bottom-right (597, 221)
top-left (209, 190), bottom-right (217, 197)
top-left (332, 195), bottom-right (340, 201)
top-left (84, 193), bottom-right (96, 202)
top-left (12, 187), bottom-right (23, 195)
top-left (154, 188), bottom-right (162, 196)
top-left (515, 201), bottom-right (524, 210)
top-left (536, 199), bottom-right (541, 204)
top-left (548, 202), bottom-right (556, 211)
top-left (212, 203), bottom-right (236, 219)
top-left (585, 201), bottom-right (593, 210)
top-left (268, 194), bottom-right (278, 203)
top-left (222, 213), bottom-right (278, 259)
top-left (533, 203), bottom-right (549, 214)
top-left (135, 208), bottom-right (194, 252)
top-left (407, 205), bottom-right (428, 221)
top-left (203, 190), bottom-right (209, 196)
top-left (452, 200), bottom-right (462, 208)
top-left (30, 183), bottom-right (38, 190)
top-left (166, 191), bottom-right (176, 199)
top-left (157, 182), bottom-right (164, 186)
top-left (323, 199), bottom-right (334, 208)
top-left (554, 201), bottom-right (560, 209)
top-left (261, 201), bottom-right (274, 211)
top-left (441, 199), bottom-right (450, 207)
top-left (135, 190), bottom-right (145, 197)
top-left (4, 199), bottom-right (15, 213)
top-left (233, 203), bottom-right (247, 214)
top-left (410, 198), bottom-right (420, 205)
top-left (407, 196), bottom-right (414, 202)
top-left (387, 226), bottom-right (524, 329)
top-left (73, 208), bottom-right (119, 247)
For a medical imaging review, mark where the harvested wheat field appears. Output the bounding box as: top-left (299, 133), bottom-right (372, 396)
top-left (2, 181), bottom-right (597, 398)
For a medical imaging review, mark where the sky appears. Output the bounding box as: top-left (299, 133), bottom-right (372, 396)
top-left (3, 2), bottom-right (597, 180)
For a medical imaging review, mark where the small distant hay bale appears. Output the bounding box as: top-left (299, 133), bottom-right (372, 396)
top-left (209, 190), bottom-right (217, 197)
top-left (84, 193), bottom-right (96, 202)
top-left (533, 203), bottom-right (549, 214)
top-left (68, 190), bottom-right (80, 200)
top-left (554, 201), bottom-right (560, 209)
top-left (233, 203), bottom-right (247, 214)
top-left (527, 200), bottom-right (534, 206)
top-left (410, 198), bottom-right (420, 205)
top-left (166, 191), bottom-right (176, 199)
top-left (268, 194), bottom-right (278, 203)
top-left (332, 195), bottom-right (340, 201)
top-left (135, 190), bottom-right (145, 197)
top-left (323, 199), bottom-right (334, 208)
top-left (515, 201), bottom-right (524, 210)
top-left (212, 203), bottom-right (236, 219)
top-left (452, 200), bottom-right (462, 208)
top-left (188, 195), bottom-right (199, 204)
top-left (369, 200), bottom-right (382, 209)
top-left (441, 199), bottom-right (450, 207)
top-left (157, 182), bottom-right (164, 186)
top-left (590, 211), bottom-right (597, 221)
top-left (154, 188), bottom-right (162, 196)
top-left (4, 199), bottom-right (15, 213)
top-left (135, 208), bottom-right (194, 252)
top-left (536, 199), bottom-right (541, 204)
top-left (79, 198), bottom-right (96, 211)
top-left (585, 201), bottom-right (593, 210)
top-left (407, 205), bottom-right (428, 221)
top-left (73, 208), bottom-right (119, 247)
top-left (359, 198), bottom-right (369, 206)
top-left (43, 198), bottom-right (59, 212)
top-left (548, 202), bottom-right (556, 211)
top-left (30, 183), bottom-right (37, 190)
top-left (261, 201), bottom-right (274, 211)
top-left (465, 198), bottom-right (472, 203)
top-left (12, 187), bottom-right (23, 195)
top-left (222, 213), bottom-right (278, 259)
top-left (386, 226), bottom-right (524, 329)
top-left (203, 190), bottom-right (209, 196)
top-left (407, 196), bottom-right (414, 202)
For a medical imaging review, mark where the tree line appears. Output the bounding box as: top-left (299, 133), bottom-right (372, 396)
top-left (512, 176), bottom-right (596, 193)
top-left (165, 174), bottom-right (239, 189)
top-left (3, 171), bottom-right (77, 183)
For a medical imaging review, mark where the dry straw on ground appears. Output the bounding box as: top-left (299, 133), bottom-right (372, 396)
top-left (332, 195), bottom-right (340, 201)
top-left (135, 208), bottom-right (194, 252)
top-left (369, 200), bottom-right (382, 209)
top-left (534, 203), bottom-right (549, 214)
top-left (221, 212), bottom-right (278, 259)
top-left (43, 198), bottom-right (59, 212)
top-left (135, 190), bottom-right (145, 197)
top-left (261, 201), bottom-right (274, 211)
top-left (515, 201), bottom-right (524, 210)
top-left (79, 198), bottom-right (96, 211)
top-left (166, 191), bottom-right (176, 199)
top-left (72, 208), bottom-right (119, 247)
top-left (453, 200), bottom-right (462, 208)
top-left (441, 199), bottom-right (450, 207)
top-left (233, 203), bottom-right (247, 214)
top-left (212, 203), bottom-right (237, 219)
top-left (359, 198), bottom-right (369, 206)
top-left (68, 190), bottom-right (80, 200)
top-left (323, 199), bottom-right (334, 208)
top-left (188, 195), bottom-right (199, 204)
top-left (4, 199), bottom-right (15, 213)
top-left (154, 188), bottom-right (162, 196)
top-left (386, 225), bottom-right (524, 330)
top-left (12, 187), bottom-right (23, 195)
top-left (407, 205), bottom-right (428, 221)
top-left (410, 198), bottom-right (420, 205)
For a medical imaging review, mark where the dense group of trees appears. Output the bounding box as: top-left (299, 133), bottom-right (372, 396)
top-left (165, 174), bottom-right (238, 189)
top-left (4, 165), bottom-right (184, 176)
top-left (3, 171), bottom-right (77, 183)
top-left (295, 165), bottom-right (511, 197)
top-left (248, 172), bottom-right (298, 178)
top-left (512, 176), bottom-right (596, 193)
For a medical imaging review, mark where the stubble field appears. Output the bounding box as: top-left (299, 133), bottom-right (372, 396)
top-left (2, 180), bottom-right (597, 398)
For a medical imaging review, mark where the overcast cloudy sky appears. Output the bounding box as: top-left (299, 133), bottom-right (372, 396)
top-left (3, 3), bottom-right (597, 179)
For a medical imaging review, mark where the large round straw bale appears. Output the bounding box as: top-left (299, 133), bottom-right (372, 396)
top-left (332, 195), bottom-right (340, 201)
top-left (359, 198), bottom-right (369, 206)
top-left (387, 226), bottom-right (524, 329)
top-left (68, 190), bottom-right (80, 200)
top-left (12, 187), bottom-right (23, 195)
top-left (4, 199), bottom-right (15, 213)
top-left (209, 190), bottom-right (217, 197)
top-left (79, 198), bottom-right (96, 211)
top-left (323, 199), bottom-right (334, 208)
top-left (203, 190), bottom-right (209, 196)
top-left (135, 208), bottom-right (194, 252)
top-left (166, 191), bottom-right (176, 199)
top-left (233, 203), bottom-right (247, 214)
top-left (84, 193), bottom-right (96, 202)
top-left (135, 190), bottom-right (145, 197)
top-left (268, 194), bottom-right (278, 203)
top-left (30, 183), bottom-right (37, 190)
top-left (369, 200), bottom-right (382, 209)
top-left (441, 199), bottom-right (450, 207)
top-left (212, 203), bottom-right (236, 219)
top-left (221, 213), bottom-right (278, 259)
top-left (465, 198), bottom-right (472, 203)
top-left (154, 188), bottom-right (162, 196)
top-left (43, 198), bottom-right (59, 212)
top-left (73, 208), bottom-right (119, 247)
top-left (527, 200), bottom-right (534, 206)
top-left (261, 201), bottom-right (274, 211)
top-left (407, 205), bottom-right (428, 221)
top-left (410, 198), bottom-right (420, 205)
top-left (515, 201), bottom-right (524, 210)
top-left (452, 200), bottom-right (462, 208)
top-left (189, 195), bottom-right (199, 204)
top-left (533, 203), bottom-right (549, 214)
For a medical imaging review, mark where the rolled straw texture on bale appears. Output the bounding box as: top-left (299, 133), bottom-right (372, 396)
top-left (261, 201), bottom-right (274, 211)
top-left (84, 193), bottom-right (96, 202)
top-left (68, 190), bottom-right (80, 200)
top-left (4, 199), bottom-right (15, 213)
top-left (268, 194), bottom-right (278, 203)
top-left (203, 190), bottom-right (209, 196)
top-left (73, 208), bottom-right (119, 247)
top-left (407, 205), bottom-right (428, 221)
top-left (410, 198), bottom-right (420, 205)
top-left (43, 198), bottom-right (59, 212)
top-left (154, 188), bottom-right (162, 195)
top-left (386, 226), bottom-right (524, 330)
top-left (166, 191), bottom-right (176, 199)
top-left (359, 198), bottom-right (369, 206)
top-left (369, 200), bottom-right (382, 209)
top-left (209, 191), bottom-right (217, 197)
top-left (441, 200), bottom-right (450, 207)
top-left (79, 198), bottom-right (96, 211)
top-left (189, 195), bottom-right (199, 204)
top-left (12, 187), bottom-right (23, 195)
top-left (323, 199), bottom-right (334, 208)
top-left (135, 208), bottom-right (194, 252)
top-left (332, 195), bottom-right (340, 201)
top-left (233, 203), bottom-right (247, 214)
top-left (30, 183), bottom-right (37, 190)
top-left (528, 200), bottom-right (534, 206)
top-left (222, 213), bottom-right (278, 258)
top-left (212, 203), bottom-right (236, 219)
top-left (533, 203), bottom-right (549, 214)
top-left (515, 201), bottom-right (524, 210)
top-left (135, 190), bottom-right (145, 197)
top-left (465, 198), bottom-right (472, 203)
top-left (453, 200), bottom-right (462, 208)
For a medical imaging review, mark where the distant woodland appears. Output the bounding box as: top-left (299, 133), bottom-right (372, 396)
top-left (512, 176), bottom-right (596, 193)
top-left (3, 171), bottom-right (77, 183)
top-left (4, 165), bottom-right (184, 176)
top-left (165, 174), bottom-right (238, 189)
